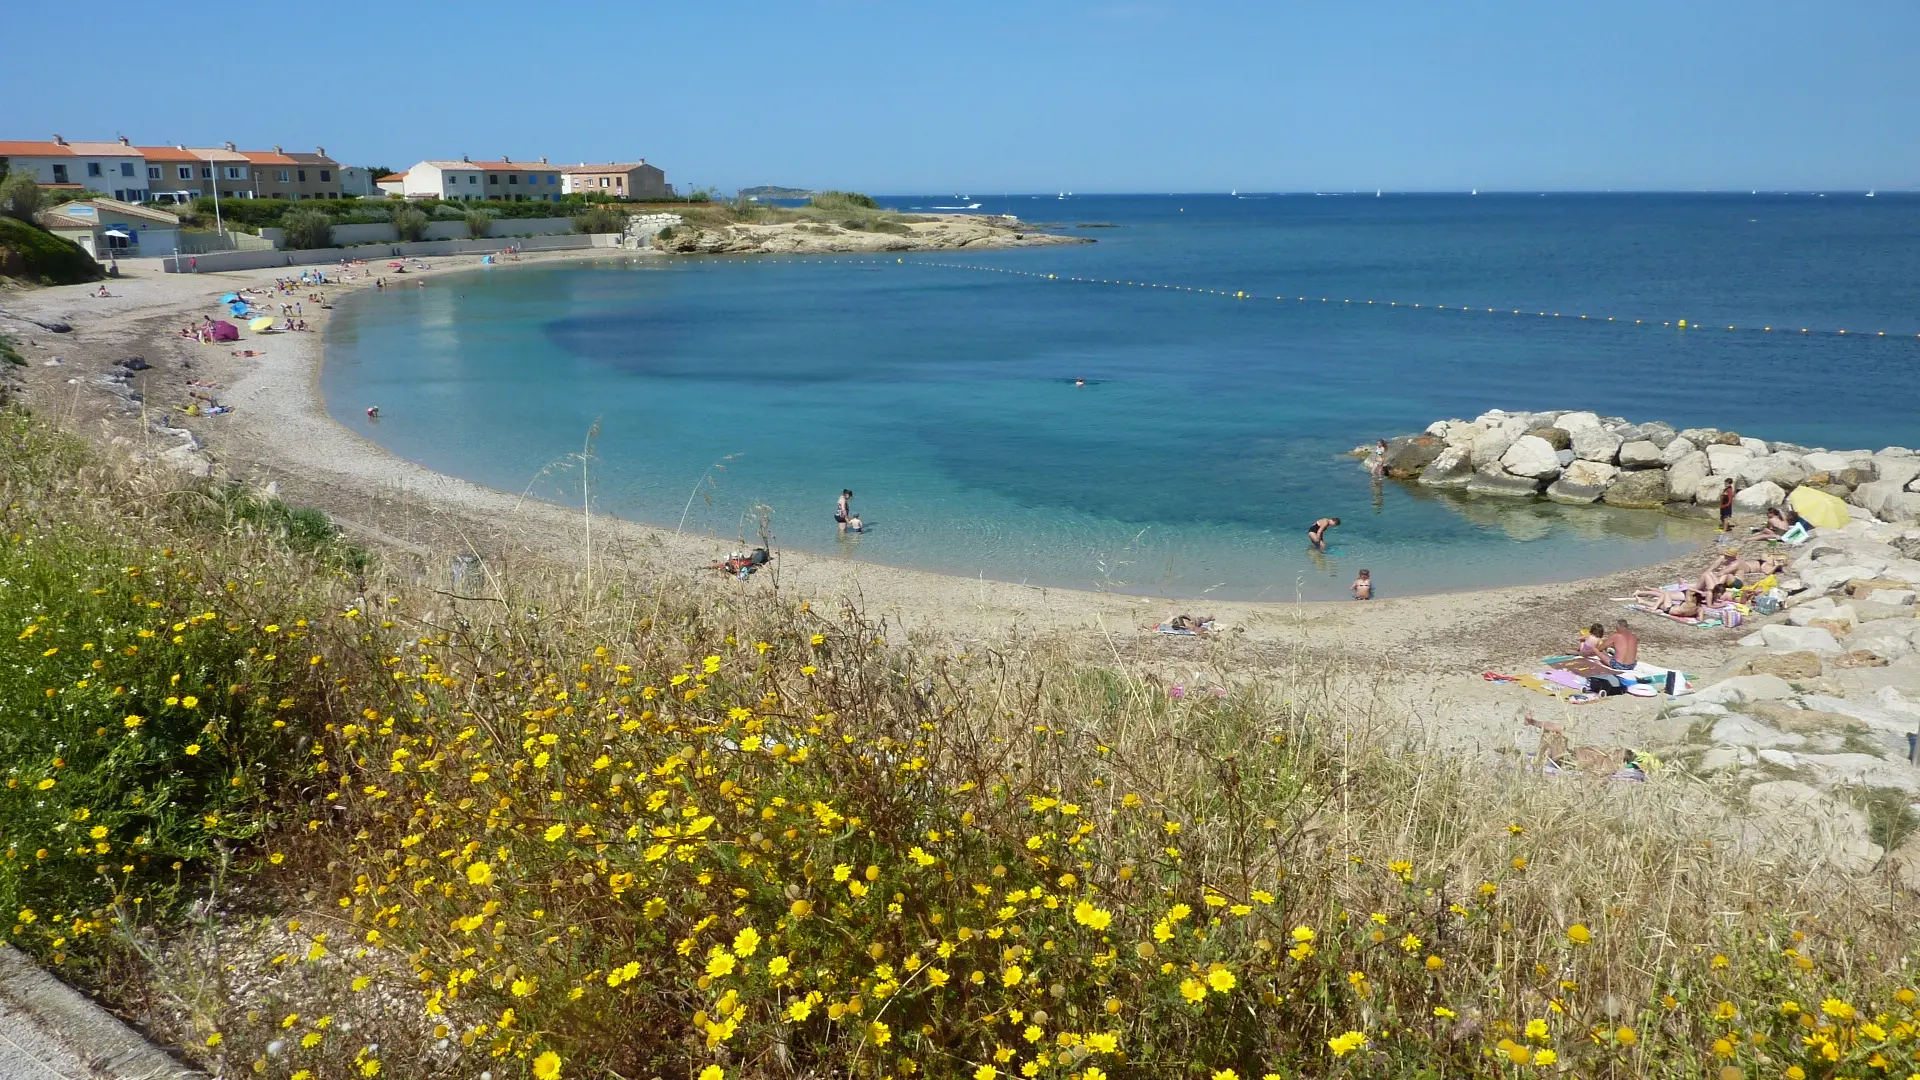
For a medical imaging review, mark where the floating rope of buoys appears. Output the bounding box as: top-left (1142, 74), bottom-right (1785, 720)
top-left (883, 258), bottom-right (1920, 343)
top-left (663, 255), bottom-right (1920, 341)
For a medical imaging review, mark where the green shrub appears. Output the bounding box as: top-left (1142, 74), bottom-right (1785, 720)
top-left (809, 189), bottom-right (880, 212)
top-left (0, 417), bottom-right (334, 969)
top-left (463, 208), bottom-right (494, 239)
top-left (572, 207), bottom-right (627, 234)
top-left (0, 174), bottom-right (43, 222)
top-left (279, 208), bottom-right (334, 250)
top-left (0, 218), bottom-right (104, 285)
top-left (391, 205), bottom-right (430, 242)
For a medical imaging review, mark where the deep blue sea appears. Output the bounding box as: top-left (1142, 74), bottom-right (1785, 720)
top-left (323, 194), bottom-right (1920, 600)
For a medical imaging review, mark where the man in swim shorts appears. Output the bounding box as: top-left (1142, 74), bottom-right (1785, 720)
top-left (1603, 619), bottom-right (1638, 671)
top-left (1307, 517), bottom-right (1340, 552)
top-left (836, 489), bottom-right (853, 533)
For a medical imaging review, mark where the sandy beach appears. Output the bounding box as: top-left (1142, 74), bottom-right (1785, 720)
top-left (1, 250), bottom-right (1754, 754)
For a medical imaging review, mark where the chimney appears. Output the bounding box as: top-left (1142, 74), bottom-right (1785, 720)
top-left (316, 146), bottom-right (325, 157)
top-left (502, 154), bottom-right (512, 163)
top-left (224, 140), bottom-right (236, 151)
top-left (462, 154), bottom-right (471, 163)
top-left (52, 134), bottom-right (66, 145)
top-left (273, 144), bottom-right (283, 153)
top-left (118, 135), bottom-right (130, 146)
top-left (539, 156), bottom-right (548, 164)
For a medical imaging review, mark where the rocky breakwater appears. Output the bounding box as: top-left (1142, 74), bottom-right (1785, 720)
top-left (1375, 408), bottom-right (1920, 522)
top-left (651, 214), bottom-right (1092, 255)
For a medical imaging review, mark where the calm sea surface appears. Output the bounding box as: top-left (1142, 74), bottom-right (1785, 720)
top-left (323, 194), bottom-right (1920, 601)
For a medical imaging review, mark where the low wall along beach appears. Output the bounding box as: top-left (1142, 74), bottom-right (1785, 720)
top-left (1374, 408), bottom-right (1920, 523)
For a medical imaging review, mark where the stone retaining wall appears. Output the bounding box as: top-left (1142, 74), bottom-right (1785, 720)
top-left (1376, 409), bottom-right (1920, 523)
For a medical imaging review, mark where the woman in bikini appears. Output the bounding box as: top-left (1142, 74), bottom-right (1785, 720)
top-left (1307, 517), bottom-right (1340, 551)
top-left (835, 489), bottom-right (853, 533)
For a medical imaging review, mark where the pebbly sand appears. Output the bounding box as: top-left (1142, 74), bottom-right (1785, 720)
top-left (1, 249), bottom-right (1752, 756)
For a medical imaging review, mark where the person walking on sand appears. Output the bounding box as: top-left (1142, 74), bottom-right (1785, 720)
top-left (1307, 516), bottom-right (1340, 552)
top-left (1719, 479), bottom-right (1736, 532)
top-left (836, 489), bottom-right (854, 533)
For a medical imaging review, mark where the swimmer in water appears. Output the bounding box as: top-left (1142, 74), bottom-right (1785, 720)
top-left (366, 406), bottom-right (380, 419)
top-left (1074, 378), bottom-right (1085, 387)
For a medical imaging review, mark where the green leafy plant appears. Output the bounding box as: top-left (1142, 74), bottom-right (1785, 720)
top-left (279, 208), bottom-right (334, 250)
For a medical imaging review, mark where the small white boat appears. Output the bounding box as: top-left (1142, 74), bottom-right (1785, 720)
top-left (1866, 190), bottom-right (1876, 197)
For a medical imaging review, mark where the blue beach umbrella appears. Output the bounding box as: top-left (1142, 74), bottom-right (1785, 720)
top-left (220, 292), bottom-right (239, 303)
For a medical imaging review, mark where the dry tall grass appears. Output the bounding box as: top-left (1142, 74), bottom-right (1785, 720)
top-left (5, 411), bottom-right (1918, 1080)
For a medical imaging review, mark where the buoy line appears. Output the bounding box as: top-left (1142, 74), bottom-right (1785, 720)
top-left (648, 255), bottom-right (1920, 342)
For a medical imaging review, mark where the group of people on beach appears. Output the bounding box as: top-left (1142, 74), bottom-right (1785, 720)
top-left (1632, 548), bottom-right (1786, 619)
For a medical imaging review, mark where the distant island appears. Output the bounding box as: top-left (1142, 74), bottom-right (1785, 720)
top-left (738, 185), bottom-right (816, 199)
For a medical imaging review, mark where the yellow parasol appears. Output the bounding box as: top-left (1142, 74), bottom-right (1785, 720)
top-left (1788, 485), bottom-right (1851, 530)
top-left (248, 316), bottom-right (275, 332)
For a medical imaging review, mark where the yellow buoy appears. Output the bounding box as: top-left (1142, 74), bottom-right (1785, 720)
top-left (1677, 319), bottom-right (1687, 328)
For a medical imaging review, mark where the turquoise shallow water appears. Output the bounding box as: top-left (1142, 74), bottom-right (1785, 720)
top-left (322, 194), bottom-right (1920, 601)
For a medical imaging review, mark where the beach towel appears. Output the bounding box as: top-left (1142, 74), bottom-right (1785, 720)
top-left (1543, 670), bottom-right (1586, 690)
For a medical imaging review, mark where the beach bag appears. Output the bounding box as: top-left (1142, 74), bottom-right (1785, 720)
top-left (1754, 593), bottom-right (1782, 615)
top-left (1720, 608), bottom-right (1744, 628)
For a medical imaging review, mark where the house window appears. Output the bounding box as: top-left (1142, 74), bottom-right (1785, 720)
top-left (318, 169), bottom-right (330, 182)
top-left (148, 166), bottom-right (161, 179)
top-left (180, 166), bottom-right (193, 180)
top-left (510, 174), bottom-right (520, 185)
top-left (53, 164), bottom-right (69, 182)
top-left (226, 166), bottom-right (244, 179)
top-left (467, 175), bottom-right (477, 184)
top-left (488, 175), bottom-right (498, 185)
top-left (278, 170), bottom-right (290, 182)
top-left (88, 162), bottom-right (103, 177)
top-left (599, 177), bottom-right (608, 187)
top-left (120, 162), bottom-right (134, 176)
top-left (297, 169), bottom-right (306, 182)
top-left (200, 167), bottom-right (212, 179)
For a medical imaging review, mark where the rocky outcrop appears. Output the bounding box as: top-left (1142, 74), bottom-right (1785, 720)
top-left (1371, 409), bottom-right (1917, 521)
top-left (652, 214), bottom-right (1090, 255)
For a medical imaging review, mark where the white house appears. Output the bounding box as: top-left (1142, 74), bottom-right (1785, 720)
top-left (339, 166), bottom-right (377, 197)
top-left (0, 136), bottom-right (150, 202)
top-left (401, 156), bottom-right (566, 202)
top-left (38, 199), bottom-right (180, 260)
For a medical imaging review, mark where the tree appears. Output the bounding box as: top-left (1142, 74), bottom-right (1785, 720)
top-left (463, 208), bottom-right (493, 239)
top-left (281, 208), bottom-right (335, 251)
top-left (0, 174), bottom-right (44, 223)
top-left (391, 204), bottom-right (430, 243)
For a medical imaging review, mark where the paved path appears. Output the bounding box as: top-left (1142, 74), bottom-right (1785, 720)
top-left (0, 948), bottom-right (198, 1080)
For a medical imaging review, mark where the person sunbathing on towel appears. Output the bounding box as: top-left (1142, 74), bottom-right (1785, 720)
top-left (1145, 614), bottom-right (1216, 633)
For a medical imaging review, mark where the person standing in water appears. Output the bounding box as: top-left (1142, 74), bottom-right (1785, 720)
top-left (1307, 516), bottom-right (1340, 552)
top-left (836, 489), bottom-right (853, 533)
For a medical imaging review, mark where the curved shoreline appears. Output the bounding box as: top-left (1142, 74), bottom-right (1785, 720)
top-left (3, 249), bottom-right (1725, 670)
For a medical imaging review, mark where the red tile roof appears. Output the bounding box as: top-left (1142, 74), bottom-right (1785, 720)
top-left (135, 145), bottom-right (200, 162)
top-left (0, 141), bottom-right (74, 157)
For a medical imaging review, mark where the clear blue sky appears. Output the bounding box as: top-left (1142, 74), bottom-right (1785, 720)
top-left (10, 0), bottom-right (1918, 193)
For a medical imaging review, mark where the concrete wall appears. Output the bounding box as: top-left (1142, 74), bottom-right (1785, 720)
top-left (161, 232), bottom-right (620, 273)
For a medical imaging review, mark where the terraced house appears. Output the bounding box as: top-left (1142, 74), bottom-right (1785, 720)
top-left (0, 136), bottom-right (150, 202)
top-left (399, 156), bottom-right (566, 202)
top-left (237, 146), bottom-right (343, 200)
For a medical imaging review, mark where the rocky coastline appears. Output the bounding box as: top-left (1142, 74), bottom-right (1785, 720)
top-left (646, 212), bottom-right (1091, 256)
top-left (1372, 408), bottom-right (1920, 524)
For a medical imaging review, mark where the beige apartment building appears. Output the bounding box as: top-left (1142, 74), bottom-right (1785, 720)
top-left (239, 146), bottom-right (344, 200)
top-left (560, 161), bottom-right (670, 200)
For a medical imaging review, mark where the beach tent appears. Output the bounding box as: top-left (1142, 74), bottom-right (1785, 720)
top-left (220, 293), bottom-right (239, 303)
top-left (229, 303), bottom-right (250, 317)
top-left (209, 320), bottom-right (240, 342)
top-left (248, 316), bottom-right (275, 333)
top-left (1789, 485), bottom-right (1851, 530)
